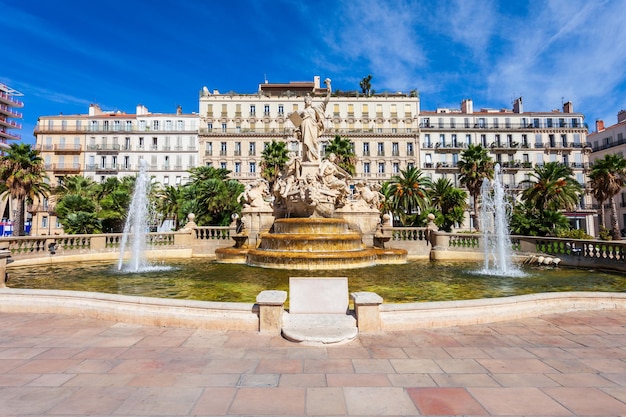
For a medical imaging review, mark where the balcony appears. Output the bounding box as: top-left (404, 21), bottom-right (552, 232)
top-left (53, 163), bottom-right (81, 174)
top-left (0, 130), bottom-right (20, 140)
top-left (53, 144), bottom-right (82, 154)
top-left (435, 162), bottom-right (458, 172)
top-left (0, 104), bottom-right (22, 119)
top-left (0, 91), bottom-right (24, 107)
top-left (434, 142), bottom-right (467, 153)
top-left (0, 118), bottom-right (21, 129)
top-left (94, 164), bottom-right (119, 173)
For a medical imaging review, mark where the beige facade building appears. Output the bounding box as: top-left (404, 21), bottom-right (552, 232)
top-left (418, 98), bottom-right (594, 232)
top-left (32, 104), bottom-right (198, 235)
top-left (587, 111), bottom-right (626, 234)
top-left (198, 76), bottom-right (420, 183)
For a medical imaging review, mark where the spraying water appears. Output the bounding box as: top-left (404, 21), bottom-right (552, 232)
top-left (479, 164), bottom-right (525, 277)
top-left (117, 159), bottom-right (151, 272)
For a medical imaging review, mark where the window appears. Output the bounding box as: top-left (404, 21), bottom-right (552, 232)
top-left (378, 162), bottom-right (385, 173)
top-left (424, 134), bottom-right (431, 147)
top-left (406, 142), bottom-right (414, 156)
top-left (278, 105), bottom-right (284, 115)
top-left (103, 120), bottom-right (109, 131)
top-left (42, 216), bottom-right (48, 229)
top-left (220, 142), bottom-right (227, 155)
top-left (235, 162), bottom-right (241, 173)
top-left (153, 120), bottom-right (159, 131)
top-left (363, 162), bottom-right (370, 174)
top-left (250, 105), bottom-right (256, 115)
top-left (125, 137), bottom-right (131, 150)
top-left (439, 134), bottom-right (445, 147)
top-left (124, 156), bottom-right (130, 169)
top-left (572, 118), bottom-right (579, 128)
top-left (393, 162), bottom-right (400, 173)
top-left (249, 142), bottom-right (256, 156)
top-left (377, 142), bottom-right (384, 156)
top-left (466, 134), bottom-right (472, 145)
top-left (392, 142), bottom-right (399, 156)
top-left (152, 137), bottom-right (158, 150)
top-left (176, 176), bottom-right (181, 185)
top-left (234, 142), bottom-right (241, 156)
top-left (207, 122), bottom-right (213, 132)
top-left (221, 123), bottom-right (227, 132)
top-left (363, 142), bottom-right (370, 156)
top-left (546, 118), bottom-right (553, 128)
top-left (177, 120), bottom-right (184, 130)
top-left (249, 162), bottom-right (256, 173)
top-left (220, 162), bottom-right (227, 170)
top-left (264, 105), bottom-right (270, 115)
top-left (206, 142), bottom-right (213, 155)
top-left (164, 176), bottom-right (169, 185)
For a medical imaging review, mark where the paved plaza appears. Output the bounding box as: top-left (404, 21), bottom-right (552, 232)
top-left (2, 309), bottom-right (626, 416)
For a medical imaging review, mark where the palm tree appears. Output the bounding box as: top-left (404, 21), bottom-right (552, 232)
top-left (520, 162), bottom-right (582, 212)
top-left (428, 178), bottom-right (467, 232)
top-left (588, 154), bottom-right (626, 240)
top-left (359, 74), bottom-right (373, 96)
top-left (0, 143), bottom-right (50, 236)
top-left (457, 144), bottom-right (493, 231)
top-left (155, 184), bottom-right (183, 230)
top-left (387, 166), bottom-right (432, 226)
top-left (260, 140), bottom-right (289, 189)
top-left (324, 135), bottom-right (356, 175)
top-left (181, 166), bottom-right (244, 226)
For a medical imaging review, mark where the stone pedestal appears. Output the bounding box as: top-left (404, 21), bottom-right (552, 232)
top-left (241, 208), bottom-right (275, 247)
top-left (351, 291), bottom-right (383, 333)
top-left (256, 290), bottom-right (287, 334)
top-left (0, 249), bottom-right (11, 288)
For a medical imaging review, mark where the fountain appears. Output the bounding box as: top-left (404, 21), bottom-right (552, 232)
top-left (216, 78), bottom-right (407, 270)
top-left (117, 159), bottom-right (152, 272)
top-left (479, 164), bottom-right (525, 276)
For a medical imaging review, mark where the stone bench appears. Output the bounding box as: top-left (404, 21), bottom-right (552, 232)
top-left (256, 278), bottom-right (384, 343)
top-left (282, 277), bottom-right (357, 345)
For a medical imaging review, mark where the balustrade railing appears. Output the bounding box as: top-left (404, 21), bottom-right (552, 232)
top-left (194, 227), bottom-right (231, 240)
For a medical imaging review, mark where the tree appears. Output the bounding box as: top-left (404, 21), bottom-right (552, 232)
top-left (428, 178), bottom-right (467, 232)
top-left (0, 143), bottom-right (50, 236)
top-left (324, 135), bottom-right (356, 175)
top-left (520, 162), bottom-right (582, 212)
top-left (509, 201), bottom-right (570, 236)
top-left (588, 154), bottom-right (626, 240)
top-left (55, 194), bottom-right (102, 234)
top-left (386, 167), bottom-right (432, 226)
top-left (155, 184), bottom-right (183, 230)
top-left (260, 140), bottom-right (289, 189)
top-left (359, 74), bottom-right (373, 96)
top-left (457, 144), bottom-right (493, 231)
top-left (181, 166), bottom-right (244, 226)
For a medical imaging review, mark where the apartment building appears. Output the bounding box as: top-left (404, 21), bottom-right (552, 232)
top-left (418, 98), bottom-right (594, 232)
top-left (198, 76), bottom-right (420, 183)
top-left (32, 104), bottom-right (198, 235)
top-left (587, 110), bottom-right (626, 233)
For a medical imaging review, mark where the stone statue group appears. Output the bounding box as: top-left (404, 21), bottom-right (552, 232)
top-left (239, 78), bottom-right (383, 218)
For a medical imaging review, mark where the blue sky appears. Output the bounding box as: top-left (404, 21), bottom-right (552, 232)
top-left (3, 0), bottom-right (626, 145)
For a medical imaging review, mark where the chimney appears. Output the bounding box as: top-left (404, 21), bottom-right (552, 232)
top-left (314, 75), bottom-right (321, 90)
top-left (461, 99), bottom-right (473, 114)
top-left (618, 110), bottom-right (626, 124)
top-left (563, 101), bottom-right (573, 113)
top-left (176, 105), bottom-right (182, 115)
top-left (513, 97), bottom-right (523, 114)
top-left (596, 120), bottom-right (605, 132)
top-left (89, 104), bottom-right (102, 116)
top-left (136, 104), bottom-right (149, 115)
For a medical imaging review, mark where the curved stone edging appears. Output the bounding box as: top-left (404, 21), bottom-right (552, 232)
top-left (0, 288), bottom-right (258, 331)
top-left (381, 291), bottom-right (626, 330)
top-left (2, 288), bottom-right (626, 332)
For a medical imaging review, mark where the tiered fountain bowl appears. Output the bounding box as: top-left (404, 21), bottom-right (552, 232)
top-left (218, 217), bottom-right (406, 270)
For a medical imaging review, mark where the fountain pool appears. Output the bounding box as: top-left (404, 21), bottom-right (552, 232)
top-left (7, 259), bottom-right (626, 303)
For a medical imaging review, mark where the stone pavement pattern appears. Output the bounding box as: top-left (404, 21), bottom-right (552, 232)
top-left (2, 310), bottom-right (626, 416)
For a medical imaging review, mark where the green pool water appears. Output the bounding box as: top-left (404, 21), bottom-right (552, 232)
top-left (7, 259), bottom-right (626, 303)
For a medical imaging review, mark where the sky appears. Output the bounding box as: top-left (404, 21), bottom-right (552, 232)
top-left (2, 0), bottom-right (626, 145)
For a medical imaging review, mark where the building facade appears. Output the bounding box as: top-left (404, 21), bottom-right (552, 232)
top-left (198, 76), bottom-right (420, 184)
top-left (32, 104), bottom-right (198, 235)
top-left (587, 111), bottom-right (626, 234)
top-left (417, 98), bottom-right (594, 232)
top-left (29, 76), bottom-right (595, 235)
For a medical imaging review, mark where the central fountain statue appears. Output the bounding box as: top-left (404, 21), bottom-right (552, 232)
top-left (216, 78), bottom-right (407, 270)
